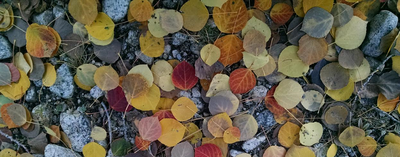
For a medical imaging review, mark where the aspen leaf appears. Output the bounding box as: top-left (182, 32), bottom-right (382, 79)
top-left (148, 9), bottom-right (169, 38)
top-left (130, 84), bottom-right (160, 111)
top-left (233, 114), bottom-right (258, 141)
top-left (215, 91), bottom-right (239, 110)
top-left (85, 12), bottom-right (115, 41)
top-left (4, 63), bottom-right (20, 83)
top-left (83, 142), bottom-right (106, 157)
top-left (270, 3), bottom-right (294, 26)
top-left (26, 23), bottom-right (60, 58)
top-left (0, 63), bottom-right (11, 86)
top-left (172, 61), bottom-right (198, 90)
top-left (301, 90), bottom-right (324, 112)
top-left (384, 133), bottom-right (400, 145)
top-left (48, 125), bottom-right (61, 143)
top-left (42, 63), bottom-right (56, 87)
top-left (151, 60), bottom-right (174, 92)
top-left (320, 62), bottom-right (349, 90)
top-left (160, 10), bottom-right (183, 34)
top-left (171, 97), bottom-right (198, 121)
top-left (0, 69), bottom-right (30, 100)
top-left (248, 9), bottom-right (267, 23)
top-left (213, 0), bottom-right (247, 33)
top-left (129, 0), bottom-right (153, 22)
top-left (90, 126), bottom-right (106, 141)
top-left (324, 105), bottom-right (349, 125)
top-left (208, 113), bottom-right (232, 137)
top-left (89, 32), bottom-right (114, 46)
top-left (299, 122), bottom-right (323, 146)
top-left (253, 55), bottom-right (276, 77)
top-left (293, 0), bottom-right (305, 17)
top-left (237, 153), bottom-right (251, 157)
top-left (111, 138), bottom-right (131, 156)
top-left (140, 31), bottom-right (166, 58)
top-left (327, 144), bottom-right (337, 157)
top-left (209, 95), bottom-right (238, 116)
top-left (229, 68), bottom-right (256, 94)
top-left (68, 0), bottom-right (98, 25)
top-left (195, 58), bottom-right (224, 80)
top-left (93, 39), bottom-right (121, 64)
top-left (287, 17), bottom-right (305, 46)
top-left (303, 0), bottom-right (334, 13)
top-left (122, 74), bottom-right (149, 100)
top-left (201, 138), bottom-right (228, 157)
top-left (285, 145), bottom-right (315, 157)
top-left (201, 0), bottom-right (227, 8)
top-left (201, 44), bottom-right (221, 66)
top-left (0, 148), bottom-right (19, 157)
top-left (181, 0), bottom-right (209, 32)
top-left (263, 146), bottom-right (286, 157)
top-left (77, 64), bottom-right (97, 87)
top-left (392, 56), bottom-right (400, 75)
top-left (14, 52), bottom-right (30, 74)
top-left (223, 127), bottom-right (240, 144)
top-left (195, 143), bottom-right (222, 157)
top-left (255, 0), bottom-right (272, 11)
top-left (94, 66), bottom-right (119, 91)
top-left (339, 126), bottom-right (365, 147)
top-left (338, 49), bottom-right (364, 69)
top-left (0, 4), bottom-right (14, 32)
top-left (335, 16), bottom-right (367, 50)
top-left (278, 122), bottom-right (300, 148)
top-left (6, 103), bottom-right (27, 127)
top-left (357, 136), bottom-right (377, 156)
top-left (297, 34), bottom-right (328, 65)
top-left (153, 110), bottom-right (175, 121)
top-left (171, 141), bottom-right (194, 157)
top-left (278, 46), bottom-right (309, 77)
top-left (349, 58), bottom-right (370, 82)
top-left (206, 74), bottom-right (230, 97)
top-left (214, 35), bottom-right (244, 67)
top-left (128, 64), bottom-right (154, 87)
top-left (274, 79), bottom-right (304, 109)
top-left (138, 117), bottom-right (161, 141)
top-left (135, 136), bottom-right (151, 150)
top-left (377, 93), bottom-right (399, 112)
top-left (331, 3), bottom-right (353, 27)
top-left (243, 30), bottom-right (266, 56)
top-left (0, 103), bottom-right (18, 128)
top-left (326, 78), bottom-right (354, 101)
top-left (242, 16), bottom-right (271, 42)
top-left (153, 98), bottom-right (175, 114)
top-left (23, 53), bottom-right (33, 74)
top-left (74, 75), bottom-right (92, 91)
top-left (184, 122), bottom-right (202, 144)
top-left (376, 143), bottom-right (400, 157)
top-left (301, 7), bottom-right (334, 38)
top-left (158, 118), bottom-right (185, 147)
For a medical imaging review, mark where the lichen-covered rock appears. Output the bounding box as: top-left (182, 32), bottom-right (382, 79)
top-left (49, 64), bottom-right (75, 99)
top-left (44, 144), bottom-right (82, 157)
top-left (102, 0), bottom-right (130, 22)
top-left (60, 111), bottom-right (91, 152)
top-left (0, 35), bottom-right (12, 60)
top-left (33, 9), bottom-right (55, 26)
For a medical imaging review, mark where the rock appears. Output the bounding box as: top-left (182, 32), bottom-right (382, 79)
top-left (190, 41), bottom-right (201, 55)
top-left (102, 0), bottom-right (130, 22)
top-left (172, 50), bottom-right (179, 58)
top-left (0, 35), bottom-right (12, 60)
top-left (172, 33), bottom-right (188, 46)
top-left (361, 10), bottom-right (398, 57)
top-left (60, 111), bottom-right (92, 152)
top-left (265, 70), bottom-right (286, 84)
top-left (53, 6), bottom-right (66, 19)
top-left (229, 150), bottom-right (246, 157)
top-left (44, 144), bottom-right (82, 157)
top-left (25, 86), bottom-right (37, 103)
top-left (164, 44), bottom-right (171, 55)
top-left (256, 109), bottom-right (276, 130)
top-left (242, 135), bottom-right (267, 153)
top-left (33, 9), bottom-right (55, 26)
top-left (32, 104), bottom-right (53, 126)
top-left (191, 87), bottom-right (201, 98)
top-left (135, 50), bottom-right (153, 65)
top-left (90, 86), bottom-right (105, 99)
top-left (162, 0), bottom-right (183, 9)
top-left (126, 29), bottom-right (140, 47)
top-left (49, 64), bottom-right (75, 99)
top-left (250, 86), bottom-right (268, 100)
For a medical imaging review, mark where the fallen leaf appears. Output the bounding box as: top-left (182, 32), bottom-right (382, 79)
top-left (263, 146), bottom-right (286, 157)
top-left (233, 114), bottom-right (258, 141)
top-left (135, 136), bottom-right (151, 150)
top-left (201, 44), bottom-right (221, 66)
top-left (93, 39), bottom-right (121, 64)
top-left (151, 60), bottom-right (175, 92)
top-left (122, 74), bottom-right (149, 100)
top-left (158, 118), bottom-right (185, 147)
top-left (335, 16), bottom-right (368, 50)
top-left (242, 16), bottom-right (271, 42)
top-left (376, 143), bottom-right (400, 157)
top-left (138, 117), bottom-right (161, 141)
top-left (285, 145), bottom-right (315, 157)
top-left (148, 9), bottom-right (169, 38)
top-left (357, 136), bottom-right (377, 156)
top-left (201, 138), bottom-right (228, 157)
top-left (255, 0), bottom-right (272, 11)
top-left (278, 122), bottom-right (300, 148)
top-left (297, 34), bottom-right (328, 65)
top-left (209, 95), bottom-right (238, 116)
top-left (326, 78), bottom-right (354, 101)
top-left (303, 0), bottom-right (334, 13)
top-left (82, 142), bottom-right (106, 157)
top-left (274, 79), bottom-right (304, 109)
top-left (85, 12), bottom-right (115, 41)
top-left (377, 71), bottom-right (400, 100)
top-left (206, 74), bottom-right (230, 97)
top-left (349, 58), bottom-right (370, 82)
top-left (278, 46), bottom-right (309, 77)
top-left (26, 23), bottom-right (60, 58)
top-left (331, 3), bottom-right (353, 27)
top-left (184, 122), bottom-right (202, 144)
top-left (223, 127), bottom-right (240, 144)
top-left (338, 48), bottom-right (364, 69)
top-left (229, 68), bottom-right (256, 94)
top-left (42, 63), bottom-right (57, 87)
top-left (129, 0), bottom-right (153, 22)
top-left (160, 10), bottom-right (183, 33)
top-left (195, 143), bottom-right (222, 157)
top-left (270, 3), bottom-right (293, 26)
top-left (0, 63), bottom-right (11, 86)
top-left (172, 61), bottom-right (198, 90)
top-left (90, 126), bottom-right (106, 141)
top-left (130, 84), bottom-right (160, 111)
top-left (384, 132), bottom-right (400, 145)
top-left (208, 112), bottom-right (232, 137)
top-left (377, 93), bottom-right (399, 112)
top-left (299, 122), bottom-right (323, 146)
top-left (0, 69), bottom-right (30, 100)
top-left (214, 35), bottom-right (244, 67)
top-left (320, 62), bottom-right (349, 90)
top-left (111, 138), bottom-right (131, 156)
top-left (94, 66), bottom-right (119, 91)
top-left (301, 7), bottom-right (334, 38)
top-left (77, 64), bottom-right (97, 87)
top-left (68, 0), bottom-right (98, 25)
top-left (213, 0), bottom-right (247, 33)
top-left (339, 126), bottom-right (365, 147)
top-left (181, 0), bottom-right (209, 32)
top-left (327, 143), bottom-right (337, 157)
top-left (201, 0), bottom-right (227, 8)
top-left (243, 30), bottom-right (267, 56)
top-left (301, 90), bottom-right (324, 112)
top-left (171, 141), bottom-right (194, 157)
top-left (171, 97), bottom-right (198, 121)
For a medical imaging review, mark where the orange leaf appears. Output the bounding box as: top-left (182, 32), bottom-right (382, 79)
top-left (49, 125), bottom-right (61, 143)
top-left (135, 136), bottom-right (151, 150)
top-left (129, 0), bottom-right (154, 22)
top-left (255, 0), bottom-right (272, 11)
top-left (223, 127), bottom-right (241, 144)
top-left (229, 68), bottom-right (256, 94)
top-left (278, 122), bottom-right (300, 148)
top-left (357, 136), bottom-right (377, 156)
top-left (270, 3), bottom-right (293, 26)
top-left (0, 103), bottom-right (18, 128)
top-left (213, 0), bottom-right (248, 33)
top-left (377, 93), bottom-right (399, 112)
top-left (263, 146), bottom-right (286, 157)
top-left (26, 23), bottom-right (60, 58)
top-left (214, 35), bottom-right (244, 66)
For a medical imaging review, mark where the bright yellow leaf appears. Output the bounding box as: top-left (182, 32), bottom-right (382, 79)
top-left (139, 31), bottom-right (165, 57)
top-left (158, 118), bottom-right (185, 147)
top-left (130, 84), bottom-right (160, 111)
top-left (326, 78), bottom-right (354, 101)
top-left (171, 97), bottom-right (198, 121)
top-left (85, 12), bottom-right (115, 41)
top-left (200, 44), bottom-right (221, 66)
top-left (181, 0), bottom-right (209, 32)
top-left (0, 69), bottom-right (30, 100)
top-left (82, 142), bottom-right (106, 157)
top-left (42, 63), bottom-right (57, 87)
top-left (327, 143), bottom-right (337, 157)
top-left (128, 64), bottom-right (154, 87)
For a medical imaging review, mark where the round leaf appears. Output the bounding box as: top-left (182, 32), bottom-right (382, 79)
top-left (206, 74), bottom-right (230, 97)
top-left (195, 143), bottom-right (222, 157)
top-left (214, 35), bottom-right (244, 67)
top-left (263, 146), bottom-right (286, 157)
top-left (278, 46), bottom-right (309, 77)
top-left (151, 60), bottom-right (175, 91)
top-left (0, 63), bottom-right (11, 86)
top-left (335, 16), bottom-right (367, 50)
top-left (339, 126), bottom-right (365, 147)
top-left (357, 136), bottom-right (377, 156)
top-left (278, 122), bottom-right (300, 148)
top-left (77, 64), bottom-right (97, 87)
top-left (140, 30), bottom-right (165, 58)
top-left (85, 12), bottom-right (115, 41)
top-left (223, 127), bottom-right (240, 144)
top-left (171, 141), bottom-right (194, 157)
top-left (301, 7), bottom-right (333, 38)
top-left (158, 118), bottom-right (185, 147)
top-left (138, 117), bottom-right (162, 141)
top-left (181, 0), bottom-right (209, 32)
top-left (242, 16), bottom-right (271, 42)
top-left (349, 58), bottom-right (370, 82)
top-left (148, 9), bottom-right (169, 38)
top-left (42, 63), bottom-right (57, 87)
top-left (172, 61), bottom-right (198, 90)
top-left (376, 143), bottom-right (400, 157)
top-left (331, 3), bottom-right (353, 27)
top-left (130, 84), bottom-right (160, 111)
top-left (303, 0), bottom-right (333, 13)
top-left (320, 62), bottom-right (349, 90)
top-left (208, 113), bottom-right (233, 137)
top-left (160, 10), bottom-right (183, 34)
top-left (111, 138), bottom-right (131, 156)
top-left (213, 0), bottom-right (247, 33)
top-left (301, 90), bottom-right (324, 112)
top-left (274, 79), bottom-right (304, 109)
top-left (94, 66), bottom-right (119, 91)
top-left (338, 48), bottom-right (364, 69)
top-left (0, 69), bottom-right (30, 100)
top-left (297, 34), bottom-right (328, 65)
top-left (243, 30), bottom-right (266, 55)
top-left (122, 74), bottom-right (149, 100)
top-left (201, 44), bottom-right (221, 66)
top-left (232, 114), bottom-right (258, 141)
top-left (229, 68), bottom-right (256, 94)
top-left (171, 97), bottom-right (198, 121)
top-left (128, 64), bottom-right (154, 87)
top-left (68, 0), bottom-right (98, 25)
top-left (270, 3), bottom-right (293, 26)
top-left (82, 142), bottom-right (106, 157)
top-left (26, 24), bottom-right (59, 58)
top-left (299, 122), bottom-right (323, 146)
top-left (90, 126), bottom-right (107, 141)
top-left (209, 95), bottom-right (237, 116)
top-left (129, 0), bottom-right (153, 22)
top-left (285, 145), bottom-right (315, 157)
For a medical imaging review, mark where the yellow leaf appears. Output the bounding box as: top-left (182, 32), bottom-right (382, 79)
top-left (0, 69), bottom-right (30, 100)
top-left (208, 112), bottom-right (233, 137)
top-left (171, 97), bottom-right (198, 121)
top-left (326, 78), bottom-right (354, 101)
top-left (213, 0), bottom-right (248, 33)
top-left (42, 63), bottom-right (57, 87)
top-left (181, 0), bottom-right (209, 32)
top-left (129, 0), bottom-right (153, 22)
top-left (128, 64), bottom-right (153, 87)
top-left (293, 0), bottom-right (305, 17)
top-left (201, 0), bottom-right (227, 8)
top-left (94, 66), bottom-right (119, 91)
top-left (278, 46), bottom-right (309, 77)
top-left (278, 122), bottom-right (300, 148)
top-left (327, 143), bottom-right (337, 157)
top-left (26, 23), bottom-right (60, 58)
top-left (23, 53), bottom-right (33, 74)
top-left (160, 10), bottom-right (183, 34)
top-left (14, 52), bottom-right (30, 74)
top-left (139, 31), bottom-right (165, 57)
top-left (88, 32), bottom-right (114, 46)
top-left (158, 118), bottom-right (185, 147)
top-left (68, 0), bottom-right (98, 25)
top-left (349, 58), bottom-right (370, 82)
top-left (357, 136), bottom-right (377, 156)
top-left (85, 12), bottom-right (115, 41)
top-left (223, 126), bottom-right (240, 144)
top-left (253, 55), bottom-right (276, 77)
top-left (130, 84), bottom-right (160, 111)
top-left (0, 4), bottom-right (14, 32)
top-left (242, 16), bottom-right (271, 42)
top-left (376, 143), bottom-right (400, 157)
top-left (82, 142), bottom-right (106, 157)
top-left (148, 9), bottom-right (169, 38)
top-left (285, 145), bottom-right (315, 157)
top-left (77, 64), bottom-right (97, 87)
top-left (74, 75), bottom-right (92, 91)
top-left (392, 56), bottom-right (400, 75)
top-left (201, 44), bottom-right (221, 66)
top-left (152, 98), bottom-right (175, 114)
top-left (247, 9), bottom-right (267, 23)
top-left (0, 148), bottom-right (19, 157)
top-left (151, 60), bottom-right (175, 92)
top-left (184, 122), bottom-right (202, 144)
top-left (377, 93), bottom-right (399, 112)
top-left (303, 0), bottom-right (334, 13)
top-left (339, 126), bottom-right (365, 147)
top-left (384, 133), bottom-right (400, 145)
top-left (274, 79), bottom-right (304, 109)
top-left (299, 122), bottom-right (323, 146)
top-left (243, 51), bottom-right (270, 70)
top-left (90, 126), bottom-right (107, 141)
top-left (206, 74), bottom-right (230, 97)
top-left (335, 16), bottom-right (368, 50)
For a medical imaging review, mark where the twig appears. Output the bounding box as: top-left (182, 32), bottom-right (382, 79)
top-left (101, 102), bottom-right (113, 144)
top-left (373, 107), bottom-right (400, 124)
top-left (0, 129), bottom-right (30, 153)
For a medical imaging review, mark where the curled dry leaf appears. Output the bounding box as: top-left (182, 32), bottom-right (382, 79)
top-left (278, 122), bottom-right (300, 148)
top-left (213, 0), bottom-right (247, 33)
top-left (42, 63), bottom-right (57, 87)
top-left (171, 97), bottom-right (198, 121)
top-left (229, 68), bottom-right (256, 94)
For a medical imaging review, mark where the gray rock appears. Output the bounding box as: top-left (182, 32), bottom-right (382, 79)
top-left (25, 86), bottom-right (37, 103)
top-left (256, 110), bottom-right (276, 130)
top-left (49, 64), bottom-right (75, 99)
top-left (242, 135), bottom-right (266, 153)
top-left (90, 86), bottom-right (105, 99)
top-left (0, 35), bottom-right (12, 60)
top-left (265, 70), bottom-right (286, 84)
top-left (102, 0), bottom-right (130, 22)
top-left (60, 111), bottom-right (92, 152)
top-left (126, 29), bottom-right (140, 47)
top-left (361, 10), bottom-right (398, 57)
top-left (192, 97), bottom-right (204, 112)
top-left (172, 33), bottom-right (188, 46)
top-left (162, 0), bottom-right (183, 9)
top-left (172, 50), bottom-right (179, 58)
top-left (33, 10), bottom-right (55, 26)
top-left (229, 150), bottom-right (246, 157)
top-left (135, 50), bottom-right (153, 65)
top-left (250, 86), bottom-right (268, 100)
top-left (190, 41), bottom-right (201, 55)
top-left (164, 44), bottom-right (172, 55)
top-left (191, 87), bottom-right (201, 98)
top-left (32, 104), bottom-right (53, 129)
top-left (53, 6), bottom-right (66, 19)
top-left (44, 144), bottom-right (82, 157)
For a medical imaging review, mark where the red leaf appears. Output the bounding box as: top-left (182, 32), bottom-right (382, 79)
top-left (264, 85), bottom-right (285, 115)
top-left (195, 143), bottom-right (222, 157)
top-left (138, 117), bottom-right (161, 141)
top-left (172, 61), bottom-right (198, 90)
top-left (5, 63), bottom-right (20, 83)
top-left (270, 3), bottom-right (293, 25)
top-left (135, 136), bottom-right (151, 151)
top-left (107, 86), bottom-right (133, 112)
top-left (153, 110), bottom-right (175, 121)
top-left (229, 68), bottom-right (256, 94)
